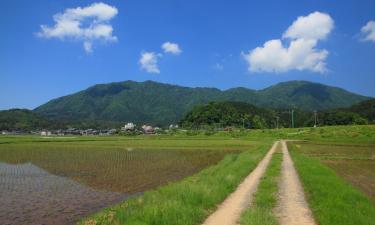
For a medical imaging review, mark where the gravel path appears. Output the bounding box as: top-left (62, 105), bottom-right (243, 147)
top-left (276, 140), bottom-right (316, 225)
top-left (201, 141), bottom-right (278, 225)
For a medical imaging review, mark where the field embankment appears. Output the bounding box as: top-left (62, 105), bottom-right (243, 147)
top-left (202, 141), bottom-right (277, 225)
top-left (289, 142), bottom-right (375, 225)
top-left (292, 141), bottom-right (375, 202)
top-left (276, 141), bottom-right (315, 225)
top-left (240, 142), bottom-right (282, 225)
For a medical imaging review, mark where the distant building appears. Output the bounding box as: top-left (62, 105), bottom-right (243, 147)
top-left (123, 122), bottom-right (136, 131)
top-left (81, 129), bottom-right (99, 135)
top-left (142, 125), bottom-right (155, 134)
top-left (40, 131), bottom-right (52, 136)
top-left (55, 130), bottom-right (65, 136)
top-left (100, 129), bottom-right (117, 135)
top-left (169, 124), bottom-right (179, 130)
top-left (107, 128), bottom-right (117, 135)
top-left (66, 128), bottom-right (81, 135)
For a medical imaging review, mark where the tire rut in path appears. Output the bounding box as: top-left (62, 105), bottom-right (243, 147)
top-left (276, 140), bottom-right (316, 225)
top-left (201, 141), bottom-right (278, 225)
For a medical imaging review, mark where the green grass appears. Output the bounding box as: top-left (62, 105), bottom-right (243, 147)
top-left (293, 141), bottom-right (375, 203)
top-left (289, 143), bottom-right (375, 225)
top-left (79, 142), bottom-right (272, 225)
top-left (240, 147), bottom-right (282, 225)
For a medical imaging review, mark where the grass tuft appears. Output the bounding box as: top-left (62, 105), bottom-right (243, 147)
top-left (240, 148), bottom-right (282, 225)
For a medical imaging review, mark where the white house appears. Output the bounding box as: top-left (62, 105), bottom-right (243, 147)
top-left (123, 122), bottom-right (136, 131)
top-left (40, 131), bottom-right (51, 136)
top-left (169, 124), bottom-right (179, 130)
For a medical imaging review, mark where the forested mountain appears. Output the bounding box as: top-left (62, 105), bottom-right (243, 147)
top-left (180, 101), bottom-right (277, 129)
top-left (180, 100), bottom-right (373, 129)
top-left (33, 80), bottom-right (370, 126)
top-left (347, 99), bottom-right (375, 124)
top-left (0, 109), bottom-right (58, 131)
top-left (1, 96), bottom-right (373, 131)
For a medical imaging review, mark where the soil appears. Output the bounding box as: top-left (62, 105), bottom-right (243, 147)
top-left (201, 141), bottom-right (278, 225)
top-left (275, 140), bottom-right (316, 225)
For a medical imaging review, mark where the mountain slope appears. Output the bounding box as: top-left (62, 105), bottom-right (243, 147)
top-left (0, 109), bottom-right (57, 131)
top-left (255, 81), bottom-right (368, 110)
top-left (180, 101), bottom-right (276, 129)
top-left (347, 99), bottom-right (375, 123)
top-left (34, 80), bottom-right (371, 126)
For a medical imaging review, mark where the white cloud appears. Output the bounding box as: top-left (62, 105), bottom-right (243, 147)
top-left (139, 52), bottom-right (161, 73)
top-left (283, 12), bottom-right (334, 40)
top-left (83, 41), bottom-right (93, 53)
top-left (243, 11), bottom-right (334, 73)
top-left (361, 20), bottom-right (375, 42)
top-left (161, 42), bottom-right (182, 55)
top-left (37, 2), bottom-right (118, 53)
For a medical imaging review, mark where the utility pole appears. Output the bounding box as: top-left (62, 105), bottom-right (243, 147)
top-left (291, 109), bottom-right (295, 128)
top-left (314, 110), bottom-right (317, 128)
top-left (276, 116), bottom-right (279, 129)
top-left (242, 118), bottom-right (245, 129)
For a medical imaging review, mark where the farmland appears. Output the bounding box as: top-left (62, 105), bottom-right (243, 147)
top-left (291, 142), bottom-right (375, 202)
top-left (0, 125), bottom-right (375, 225)
top-left (288, 138), bottom-right (375, 225)
top-left (0, 136), bottom-right (268, 225)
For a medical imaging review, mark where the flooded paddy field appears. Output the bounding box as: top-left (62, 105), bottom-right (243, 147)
top-left (0, 136), bottom-right (250, 225)
top-left (293, 142), bottom-right (375, 202)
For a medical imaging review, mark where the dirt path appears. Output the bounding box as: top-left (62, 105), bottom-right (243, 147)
top-left (201, 141), bottom-right (278, 225)
top-left (276, 140), bottom-right (316, 225)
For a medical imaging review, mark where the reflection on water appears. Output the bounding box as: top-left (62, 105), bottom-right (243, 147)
top-left (0, 162), bottom-right (129, 225)
top-left (0, 145), bottom-right (236, 225)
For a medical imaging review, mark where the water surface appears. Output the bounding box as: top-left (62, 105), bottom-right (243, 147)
top-left (0, 162), bottom-right (128, 225)
top-left (0, 145), bottom-right (235, 224)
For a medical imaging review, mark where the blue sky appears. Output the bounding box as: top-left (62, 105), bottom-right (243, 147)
top-left (1, 0), bottom-right (375, 110)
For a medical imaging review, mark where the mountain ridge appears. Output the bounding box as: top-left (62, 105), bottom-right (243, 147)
top-left (34, 80), bottom-right (371, 126)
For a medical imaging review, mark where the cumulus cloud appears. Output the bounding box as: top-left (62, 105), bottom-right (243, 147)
top-left (242, 11), bottom-right (334, 73)
top-left (161, 42), bottom-right (182, 55)
top-left (283, 12), bottom-right (334, 40)
top-left (361, 21), bottom-right (375, 42)
top-left (139, 52), bottom-right (161, 73)
top-left (37, 2), bottom-right (118, 53)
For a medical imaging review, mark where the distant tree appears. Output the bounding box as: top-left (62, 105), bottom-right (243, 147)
top-left (322, 111), bottom-right (368, 125)
top-left (252, 115), bottom-right (267, 129)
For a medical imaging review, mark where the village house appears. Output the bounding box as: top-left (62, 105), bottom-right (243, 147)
top-left (169, 124), bottom-right (179, 130)
top-left (40, 130), bottom-right (52, 136)
top-left (122, 122), bottom-right (136, 131)
top-left (142, 125), bottom-right (155, 134)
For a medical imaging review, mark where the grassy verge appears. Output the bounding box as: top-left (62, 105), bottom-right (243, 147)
top-left (289, 143), bottom-right (375, 225)
top-left (240, 146), bottom-right (282, 225)
top-left (79, 142), bottom-right (272, 225)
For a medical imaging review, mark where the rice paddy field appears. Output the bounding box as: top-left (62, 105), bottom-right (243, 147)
top-left (288, 134), bottom-right (375, 225)
top-left (0, 136), bottom-right (265, 225)
top-left (291, 142), bottom-right (375, 202)
top-left (1, 125), bottom-right (375, 225)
